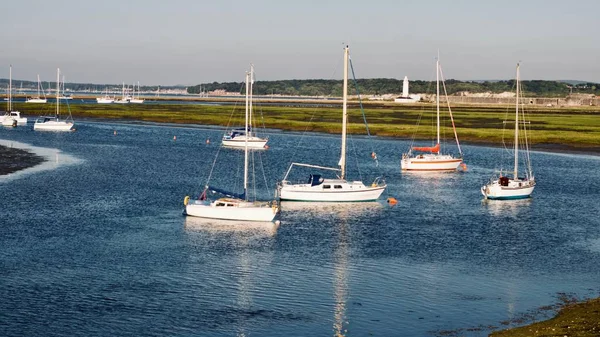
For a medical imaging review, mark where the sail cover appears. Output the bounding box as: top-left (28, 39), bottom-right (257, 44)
top-left (207, 185), bottom-right (245, 200)
top-left (412, 143), bottom-right (440, 153)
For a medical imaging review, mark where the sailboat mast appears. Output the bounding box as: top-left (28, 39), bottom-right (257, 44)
top-left (243, 71), bottom-right (250, 200)
top-left (436, 53), bottom-right (440, 145)
top-left (249, 64), bottom-right (254, 136)
top-left (8, 65), bottom-right (12, 112)
top-left (340, 46), bottom-right (349, 180)
top-left (514, 63), bottom-right (520, 180)
top-left (56, 68), bottom-right (60, 118)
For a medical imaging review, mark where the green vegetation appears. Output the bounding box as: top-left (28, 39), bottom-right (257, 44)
top-left (13, 100), bottom-right (600, 151)
top-left (188, 78), bottom-right (600, 97)
top-left (490, 297), bottom-right (600, 337)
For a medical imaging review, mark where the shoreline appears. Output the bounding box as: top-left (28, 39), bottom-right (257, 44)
top-left (0, 144), bottom-right (45, 176)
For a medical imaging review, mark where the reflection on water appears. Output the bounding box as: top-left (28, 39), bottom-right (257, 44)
top-left (482, 198), bottom-right (533, 217)
top-left (281, 201), bottom-right (384, 218)
top-left (184, 216), bottom-right (279, 237)
top-left (333, 218), bottom-right (350, 337)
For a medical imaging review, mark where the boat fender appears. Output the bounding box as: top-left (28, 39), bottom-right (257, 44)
top-left (264, 145), bottom-right (269, 149)
top-left (184, 195), bottom-right (190, 206)
top-left (371, 182), bottom-right (377, 187)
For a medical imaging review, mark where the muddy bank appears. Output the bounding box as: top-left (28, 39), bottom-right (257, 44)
top-left (0, 144), bottom-right (45, 175)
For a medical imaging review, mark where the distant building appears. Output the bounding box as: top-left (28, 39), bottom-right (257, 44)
top-left (394, 76), bottom-right (420, 103)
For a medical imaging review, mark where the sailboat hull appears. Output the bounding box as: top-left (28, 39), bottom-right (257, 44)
top-left (34, 121), bottom-right (74, 131)
top-left (481, 179), bottom-right (535, 200)
top-left (401, 154), bottom-right (462, 171)
top-left (186, 200), bottom-right (278, 222)
top-left (26, 98), bottom-right (47, 103)
top-left (222, 136), bottom-right (268, 149)
top-left (0, 115), bottom-right (27, 126)
top-left (279, 179), bottom-right (386, 202)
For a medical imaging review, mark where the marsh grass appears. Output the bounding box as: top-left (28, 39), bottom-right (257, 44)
top-left (13, 101), bottom-right (600, 148)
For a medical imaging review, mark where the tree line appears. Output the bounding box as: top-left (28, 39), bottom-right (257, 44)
top-left (187, 78), bottom-right (599, 97)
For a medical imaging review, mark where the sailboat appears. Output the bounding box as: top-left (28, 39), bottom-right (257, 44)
top-left (184, 67), bottom-right (279, 222)
top-left (58, 76), bottom-right (73, 100)
top-left (401, 54), bottom-right (464, 171)
top-left (481, 63), bottom-right (535, 200)
top-left (1, 66), bottom-right (28, 126)
top-left (96, 87), bottom-right (114, 104)
top-left (277, 46), bottom-right (386, 202)
top-left (114, 82), bottom-right (131, 104)
top-left (130, 81), bottom-right (144, 103)
top-left (222, 65), bottom-right (268, 149)
top-left (33, 68), bottom-right (75, 132)
top-left (26, 74), bottom-right (47, 103)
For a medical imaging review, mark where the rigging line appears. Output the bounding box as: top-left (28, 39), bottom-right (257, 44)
top-left (349, 57), bottom-right (380, 169)
top-left (200, 80), bottom-right (246, 193)
top-left (281, 54), bottom-right (342, 181)
top-left (439, 65), bottom-right (463, 157)
top-left (257, 148), bottom-right (271, 197)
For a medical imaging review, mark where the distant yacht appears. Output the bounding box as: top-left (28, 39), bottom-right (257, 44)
top-left (34, 68), bottom-right (75, 132)
top-left (26, 74), bottom-right (47, 103)
top-left (114, 82), bottom-right (131, 104)
top-left (1, 65), bottom-right (27, 127)
top-left (130, 81), bottom-right (144, 104)
top-left (394, 76), bottom-right (420, 103)
top-left (96, 87), bottom-right (114, 104)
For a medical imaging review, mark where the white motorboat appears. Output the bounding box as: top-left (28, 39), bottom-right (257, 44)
top-left (481, 63), bottom-right (535, 200)
top-left (278, 46), bottom-right (386, 202)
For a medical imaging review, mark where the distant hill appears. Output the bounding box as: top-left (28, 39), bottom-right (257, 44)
top-left (188, 78), bottom-right (600, 97)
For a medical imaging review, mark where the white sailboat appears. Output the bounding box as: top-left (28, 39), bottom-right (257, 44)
top-left (26, 74), bottom-right (47, 103)
top-left (130, 81), bottom-right (144, 103)
top-left (481, 63), bottom-right (535, 200)
top-left (278, 46), bottom-right (386, 202)
top-left (1, 66), bottom-right (28, 127)
top-left (33, 68), bottom-right (75, 132)
top-left (114, 82), bottom-right (131, 104)
top-left (58, 76), bottom-right (73, 100)
top-left (401, 54), bottom-right (464, 171)
top-left (222, 64), bottom-right (268, 149)
top-left (96, 87), bottom-right (114, 104)
top-left (185, 67), bottom-right (279, 222)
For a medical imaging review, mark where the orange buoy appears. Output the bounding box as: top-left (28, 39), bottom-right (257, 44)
top-left (264, 145), bottom-right (269, 149)
top-left (173, 135), bottom-right (177, 141)
top-left (114, 130), bottom-right (117, 136)
top-left (371, 152), bottom-right (377, 160)
top-left (206, 139), bottom-right (210, 144)
top-left (387, 197), bottom-right (398, 205)
top-left (460, 163), bottom-right (468, 171)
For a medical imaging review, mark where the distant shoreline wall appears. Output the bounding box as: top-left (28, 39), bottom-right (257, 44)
top-left (433, 96), bottom-right (599, 106)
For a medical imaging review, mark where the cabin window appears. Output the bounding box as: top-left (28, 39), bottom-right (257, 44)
top-left (323, 185), bottom-right (331, 189)
top-left (334, 185), bottom-right (343, 189)
top-left (216, 203), bottom-right (225, 207)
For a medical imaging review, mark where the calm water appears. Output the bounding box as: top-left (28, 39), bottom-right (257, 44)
top-left (1, 121), bottom-right (599, 337)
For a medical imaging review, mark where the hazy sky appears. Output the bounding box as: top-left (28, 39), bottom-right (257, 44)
top-left (2, 0), bottom-right (599, 85)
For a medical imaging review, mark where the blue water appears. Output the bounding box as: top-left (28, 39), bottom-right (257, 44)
top-left (1, 121), bottom-right (599, 337)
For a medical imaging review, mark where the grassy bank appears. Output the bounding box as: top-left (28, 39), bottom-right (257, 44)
top-left (490, 297), bottom-right (600, 337)
top-left (14, 100), bottom-right (600, 151)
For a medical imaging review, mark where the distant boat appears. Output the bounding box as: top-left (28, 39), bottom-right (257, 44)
top-left (114, 82), bottom-right (131, 104)
top-left (130, 81), bottom-right (144, 104)
top-left (222, 64), bottom-right (268, 149)
top-left (185, 65), bottom-right (279, 222)
top-left (96, 87), bottom-right (114, 104)
top-left (481, 63), bottom-right (535, 200)
top-left (26, 74), bottom-right (47, 103)
top-left (401, 53), bottom-right (464, 171)
top-left (1, 65), bottom-right (27, 127)
top-left (58, 75), bottom-right (73, 100)
top-left (34, 68), bottom-right (75, 132)
top-left (278, 46), bottom-right (386, 202)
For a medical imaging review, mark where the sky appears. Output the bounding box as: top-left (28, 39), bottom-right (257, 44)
top-left (2, 0), bottom-right (599, 86)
